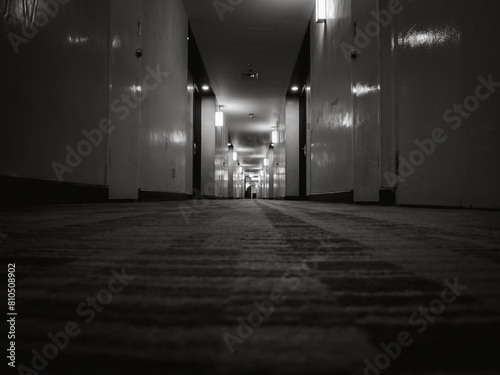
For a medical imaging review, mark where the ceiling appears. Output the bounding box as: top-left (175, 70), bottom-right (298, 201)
top-left (182, 0), bottom-right (314, 173)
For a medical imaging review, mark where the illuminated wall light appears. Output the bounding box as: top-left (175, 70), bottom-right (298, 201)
top-left (202, 85), bottom-right (210, 90)
top-left (233, 151), bottom-right (238, 162)
top-left (291, 86), bottom-right (299, 91)
top-left (215, 110), bottom-right (224, 127)
top-left (271, 130), bottom-right (278, 144)
top-left (264, 158), bottom-right (269, 167)
top-left (316, 0), bottom-right (326, 23)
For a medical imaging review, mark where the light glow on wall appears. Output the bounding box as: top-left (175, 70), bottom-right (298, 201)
top-left (399, 26), bottom-right (462, 49)
top-left (271, 130), bottom-right (278, 144)
top-left (215, 110), bottom-right (224, 127)
top-left (352, 84), bottom-right (380, 97)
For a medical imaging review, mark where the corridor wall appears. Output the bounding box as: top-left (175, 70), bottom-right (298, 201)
top-left (309, 0), bottom-right (500, 209)
top-left (0, 0), bottom-right (193, 202)
top-left (1, 0), bottom-right (110, 187)
top-left (200, 96), bottom-right (228, 198)
top-left (285, 97), bottom-right (300, 198)
top-left (272, 102), bottom-right (286, 198)
top-left (310, 0), bottom-right (354, 198)
top-left (138, 0), bottom-right (190, 196)
top-left (394, 0), bottom-right (500, 208)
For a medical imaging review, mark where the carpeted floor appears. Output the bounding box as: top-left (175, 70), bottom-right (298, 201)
top-left (1, 200), bottom-right (500, 375)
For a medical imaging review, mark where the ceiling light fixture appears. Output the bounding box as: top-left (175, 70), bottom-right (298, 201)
top-left (291, 86), bottom-right (299, 91)
top-left (316, 0), bottom-right (327, 23)
top-left (202, 85), bottom-right (210, 91)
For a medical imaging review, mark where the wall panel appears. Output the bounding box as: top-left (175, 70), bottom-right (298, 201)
top-left (1, 0), bottom-right (109, 185)
top-left (309, 0), bottom-right (353, 195)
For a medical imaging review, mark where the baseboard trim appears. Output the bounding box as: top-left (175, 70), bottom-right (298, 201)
top-left (0, 175), bottom-right (108, 206)
top-left (308, 190), bottom-right (354, 204)
top-left (284, 196), bottom-right (304, 201)
top-left (138, 189), bottom-right (192, 202)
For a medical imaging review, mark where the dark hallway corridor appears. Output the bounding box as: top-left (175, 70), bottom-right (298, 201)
top-left (2, 0), bottom-right (500, 373)
top-left (2, 201), bottom-right (499, 374)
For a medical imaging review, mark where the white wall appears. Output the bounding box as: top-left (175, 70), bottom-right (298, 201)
top-left (394, 0), bottom-right (500, 208)
top-left (310, 0), bottom-right (354, 195)
top-left (309, 0), bottom-right (500, 208)
top-left (200, 96), bottom-right (228, 198)
top-left (138, 0), bottom-right (189, 195)
top-left (1, 0), bottom-right (193, 200)
top-left (201, 97), bottom-right (216, 197)
top-left (285, 97), bottom-right (300, 197)
top-left (273, 102), bottom-right (286, 198)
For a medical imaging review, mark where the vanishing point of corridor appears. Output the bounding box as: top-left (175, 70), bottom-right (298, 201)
top-left (2, 200), bottom-right (500, 375)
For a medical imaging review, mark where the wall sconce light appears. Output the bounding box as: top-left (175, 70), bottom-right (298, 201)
top-left (233, 151), bottom-right (238, 162)
top-left (238, 166), bottom-right (243, 174)
top-left (271, 130), bottom-right (278, 144)
top-left (316, 0), bottom-right (326, 23)
top-left (215, 108), bottom-right (224, 127)
top-left (264, 158), bottom-right (269, 167)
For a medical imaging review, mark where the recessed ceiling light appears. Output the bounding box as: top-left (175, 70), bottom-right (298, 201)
top-left (291, 86), bottom-right (299, 91)
top-left (202, 85), bottom-right (210, 90)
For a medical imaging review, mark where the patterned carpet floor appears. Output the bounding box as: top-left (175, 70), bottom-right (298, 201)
top-left (1, 200), bottom-right (500, 375)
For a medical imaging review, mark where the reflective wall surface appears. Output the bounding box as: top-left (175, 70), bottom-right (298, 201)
top-left (310, 0), bottom-right (354, 195)
top-left (396, 0), bottom-right (500, 208)
top-left (1, 0), bottom-right (109, 185)
top-left (139, 0), bottom-right (189, 195)
top-left (1, 0), bottom-right (191, 198)
top-left (285, 97), bottom-right (300, 197)
top-left (309, 0), bottom-right (500, 208)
